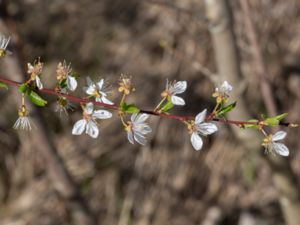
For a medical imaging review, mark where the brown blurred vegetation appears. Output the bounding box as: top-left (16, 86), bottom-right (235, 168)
top-left (0, 0), bottom-right (300, 224)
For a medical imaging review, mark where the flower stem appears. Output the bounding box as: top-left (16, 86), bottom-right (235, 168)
top-left (154, 97), bottom-right (166, 112)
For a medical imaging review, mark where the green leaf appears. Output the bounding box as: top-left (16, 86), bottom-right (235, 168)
top-left (275, 113), bottom-right (288, 121)
top-left (265, 118), bottom-right (279, 126)
top-left (217, 102), bottom-right (236, 117)
top-left (19, 83), bottom-right (29, 94)
top-left (264, 113), bottom-right (288, 126)
top-left (244, 119), bottom-right (259, 129)
top-left (160, 101), bottom-right (174, 113)
top-left (121, 103), bottom-right (140, 114)
top-left (0, 82), bottom-right (8, 90)
top-left (60, 79), bottom-right (67, 89)
top-left (29, 91), bottom-right (48, 106)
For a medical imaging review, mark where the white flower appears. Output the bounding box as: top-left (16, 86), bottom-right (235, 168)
top-left (213, 81), bottom-right (233, 101)
top-left (27, 61), bottom-right (44, 90)
top-left (189, 109), bottom-right (218, 151)
top-left (55, 96), bottom-right (74, 116)
top-left (13, 106), bottom-right (32, 131)
top-left (162, 80), bottom-right (187, 106)
top-left (125, 113), bottom-right (152, 145)
top-left (262, 131), bottom-right (289, 156)
top-left (0, 35), bottom-right (10, 57)
top-left (72, 102), bottom-right (112, 138)
top-left (13, 116), bottom-right (32, 130)
top-left (84, 77), bottom-right (113, 105)
top-left (56, 61), bottom-right (77, 91)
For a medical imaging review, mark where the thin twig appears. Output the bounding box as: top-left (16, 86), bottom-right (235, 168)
top-left (240, 0), bottom-right (277, 116)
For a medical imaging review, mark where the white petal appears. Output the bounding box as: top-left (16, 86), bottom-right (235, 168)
top-left (85, 103), bottom-right (94, 114)
top-left (134, 114), bottom-right (149, 123)
top-left (36, 76), bottom-right (43, 90)
top-left (195, 109), bottom-right (207, 124)
top-left (86, 121), bottom-right (99, 138)
top-left (86, 85), bottom-right (96, 95)
top-left (86, 76), bottom-right (94, 86)
top-left (172, 81), bottom-right (187, 94)
top-left (191, 133), bottom-right (203, 151)
top-left (134, 132), bottom-right (147, 145)
top-left (198, 123), bottom-right (218, 135)
top-left (127, 131), bottom-right (134, 144)
top-left (67, 76), bottom-right (77, 91)
top-left (134, 124), bottom-right (152, 134)
top-left (171, 96), bottom-right (185, 105)
top-left (72, 119), bottom-right (87, 135)
top-left (93, 110), bottom-right (112, 119)
top-left (273, 143), bottom-right (289, 156)
top-left (272, 131), bottom-right (287, 141)
top-left (101, 96), bottom-right (114, 105)
top-left (131, 113), bottom-right (138, 122)
top-left (221, 81), bottom-right (233, 92)
top-left (100, 91), bottom-right (107, 97)
top-left (97, 79), bottom-right (104, 90)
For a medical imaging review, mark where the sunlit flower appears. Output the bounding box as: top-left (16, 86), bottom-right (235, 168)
top-left (56, 61), bottom-right (77, 91)
top-left (27, 59), bottom-right (44, 90)
top-left (13, 105), bottom-right (32, 130)
top-left (161, 80), bottom-right (187, 106)
top-left (212, 81), bottom-right (233, 103)
top-left (72, 102), bottom-right (112, 138)
top-left (0, 35), bottom-right (10, 57)
top-left (262, 131), bottom-right (289, 156)
top-left (187, 109), bottom-right (218, 151)
top-left (118, 75), bottom-right (135, 95)
top-left (125, 113), bottom-right (152, 145)
top-left (84, 77), bottom-right (113, 105)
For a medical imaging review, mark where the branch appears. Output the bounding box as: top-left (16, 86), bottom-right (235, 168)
top-left (0, 76), bottom-right (294, 128)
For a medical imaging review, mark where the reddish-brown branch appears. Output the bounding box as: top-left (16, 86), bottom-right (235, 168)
top-left (0, 76), bottom-right (293, 128)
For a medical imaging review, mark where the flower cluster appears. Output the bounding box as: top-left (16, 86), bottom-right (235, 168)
top-left (55, 61), bottom-right (78, 115)
top-left (0, 34), bottom-right (296, 157)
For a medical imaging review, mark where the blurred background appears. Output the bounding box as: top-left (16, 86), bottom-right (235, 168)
top-left (0, 0), bottom-right (300, 225)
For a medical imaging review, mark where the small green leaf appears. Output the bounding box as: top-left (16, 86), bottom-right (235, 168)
top-left (265, 118), bottom-right (279, 126)
top-left (29, 91), bottom-right (48, 106)
top-left (217, 102), bottom-right (236, 117)
top-left (160, 101), bottom-right (174, 113)
top-left (19, 83), bottom-right (29, 94)
top-left (0, 82), bottom-right (8, 90)
top-left (60, 79), bottom-right (67, 89)
top-left (244, 119), bottom-right (259, 129)
top-left (275, 113), bottom-right (288, 121)
top-left (121, 103), bottom-right (140, 114)
top-left (264, 113), bottom-right (288, 126)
